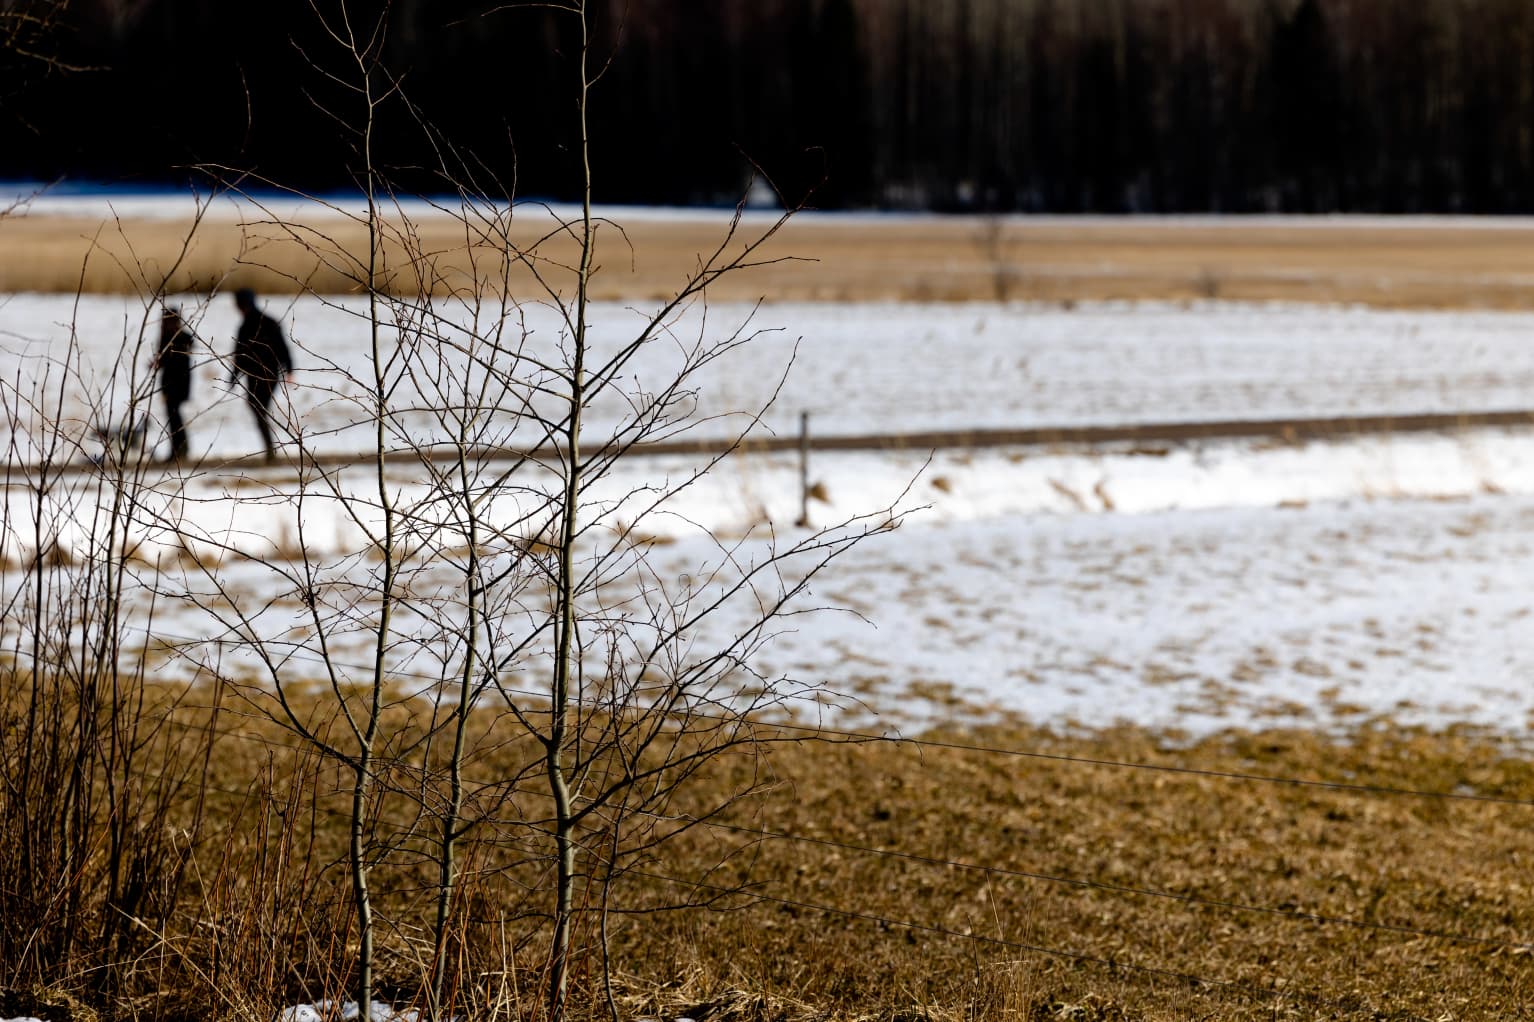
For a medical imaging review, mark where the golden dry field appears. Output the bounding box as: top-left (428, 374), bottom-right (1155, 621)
top-left (7, 690), bottom-right (1533, 1022)
top-left (11, 209), bottom-right (1534, 307)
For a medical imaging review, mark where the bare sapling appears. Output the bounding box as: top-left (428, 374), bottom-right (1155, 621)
top-left (0, 197), bottom-right (225, 999)
top-left (10, 1), bottom-right (910, 1020)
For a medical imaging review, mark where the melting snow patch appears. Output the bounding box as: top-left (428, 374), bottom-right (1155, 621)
top-left (278, 1003), bottom-right (421, 1022)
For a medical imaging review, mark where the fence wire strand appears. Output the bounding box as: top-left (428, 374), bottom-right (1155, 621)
top-left (82, 701), bottom-right (1534, 961)
top-left (96, 624), bottom-right (1534, 810)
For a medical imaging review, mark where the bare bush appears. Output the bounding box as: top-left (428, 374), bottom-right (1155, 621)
top-left (0, 207), bottom-right (223, 1002)
top-left (0, 4), bottom-right (900, 1022)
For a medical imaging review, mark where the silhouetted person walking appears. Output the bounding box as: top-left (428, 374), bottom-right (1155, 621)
top-left (229, 287), bottom-right (293, 462)
top-left (154, 304), bottom-right (195, 461)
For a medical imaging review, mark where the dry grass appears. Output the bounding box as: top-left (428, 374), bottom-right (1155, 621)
top-left (15, 212), bottom-right (1534, 307)
top-left (623, 720), bottom-right (1534, 1020)
top-left (8, 680), bottom-right (1530, 1021)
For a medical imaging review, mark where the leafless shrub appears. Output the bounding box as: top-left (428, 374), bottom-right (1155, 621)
top-left (0, 6), bottom-right (904, 1022)
top-left (0, 182), bottom-right (242, 1008)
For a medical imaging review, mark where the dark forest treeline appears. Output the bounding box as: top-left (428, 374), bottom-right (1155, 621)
top-left (5, 0), bottom-right (1534, 212)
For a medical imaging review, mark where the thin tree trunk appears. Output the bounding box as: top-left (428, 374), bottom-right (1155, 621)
top-left (547, 5), bottom-right (595, 1018)
top-left (354, 25), bottom-right (390, 1019)
top-left (430, 448), bottom-right (483, 1020)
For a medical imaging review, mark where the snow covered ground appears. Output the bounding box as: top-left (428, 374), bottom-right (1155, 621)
top-left (22, 181), bottom-right (1534, 230)
top-left (7, 293), bottom-right (1534, 460)
top-left (4, 294), bottom-right (1534, 735)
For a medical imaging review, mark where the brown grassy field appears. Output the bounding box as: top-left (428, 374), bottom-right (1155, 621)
top-left (641, 720), bottom-right (1534, 1021)
top-left (11, 210), bottom-right (1534, 307)
top-left (5, 688), bottom-right (1532, 1022)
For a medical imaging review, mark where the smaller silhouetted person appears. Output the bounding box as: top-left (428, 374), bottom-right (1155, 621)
top-left (154, 305), bottom-right (196, 461)
top-left (229, 287), bottom-right (293, 461)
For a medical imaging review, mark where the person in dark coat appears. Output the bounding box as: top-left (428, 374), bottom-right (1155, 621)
top-left (229, 287), bottom-right (293, 461)
top-left (154, 304), bottom-right (195, 461)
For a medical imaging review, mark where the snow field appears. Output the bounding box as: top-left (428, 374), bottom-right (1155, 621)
top-left (8, 294), bottom-right (1534, 464)
top-left (4, 294), bottom-right (1534, 734)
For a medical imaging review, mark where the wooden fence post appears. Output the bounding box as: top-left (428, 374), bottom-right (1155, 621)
top-left (796, 411), bottom-right (810, 527)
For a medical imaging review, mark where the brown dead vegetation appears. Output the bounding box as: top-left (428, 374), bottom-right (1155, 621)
top-left (640, 719), bottom-right (1534, 1020)
top-left (4, 679), bottom-right (1530, 1021)
top-left (14, 212), bottom-right (1534, 308)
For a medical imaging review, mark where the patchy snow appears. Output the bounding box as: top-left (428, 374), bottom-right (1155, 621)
top-left (1, 184), bottom-right (792, 227)
top-left (278, 1002), bottom-right (420, 1022)
top-left (21, 184), bottom-right (1534, 230)
top-left (6, 295), bottom-right (1534, 735)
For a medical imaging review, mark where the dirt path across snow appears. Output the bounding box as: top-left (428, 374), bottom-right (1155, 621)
top-left (21, 406), bottom-right (1534, 481)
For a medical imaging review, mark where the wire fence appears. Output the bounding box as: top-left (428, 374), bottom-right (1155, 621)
top-left (111, 626), bottom-right (1534, 810)
top-left (9, 405), bottom-right (1534, 482)
top-left (102, 704), bottom-right (1531, 1015)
